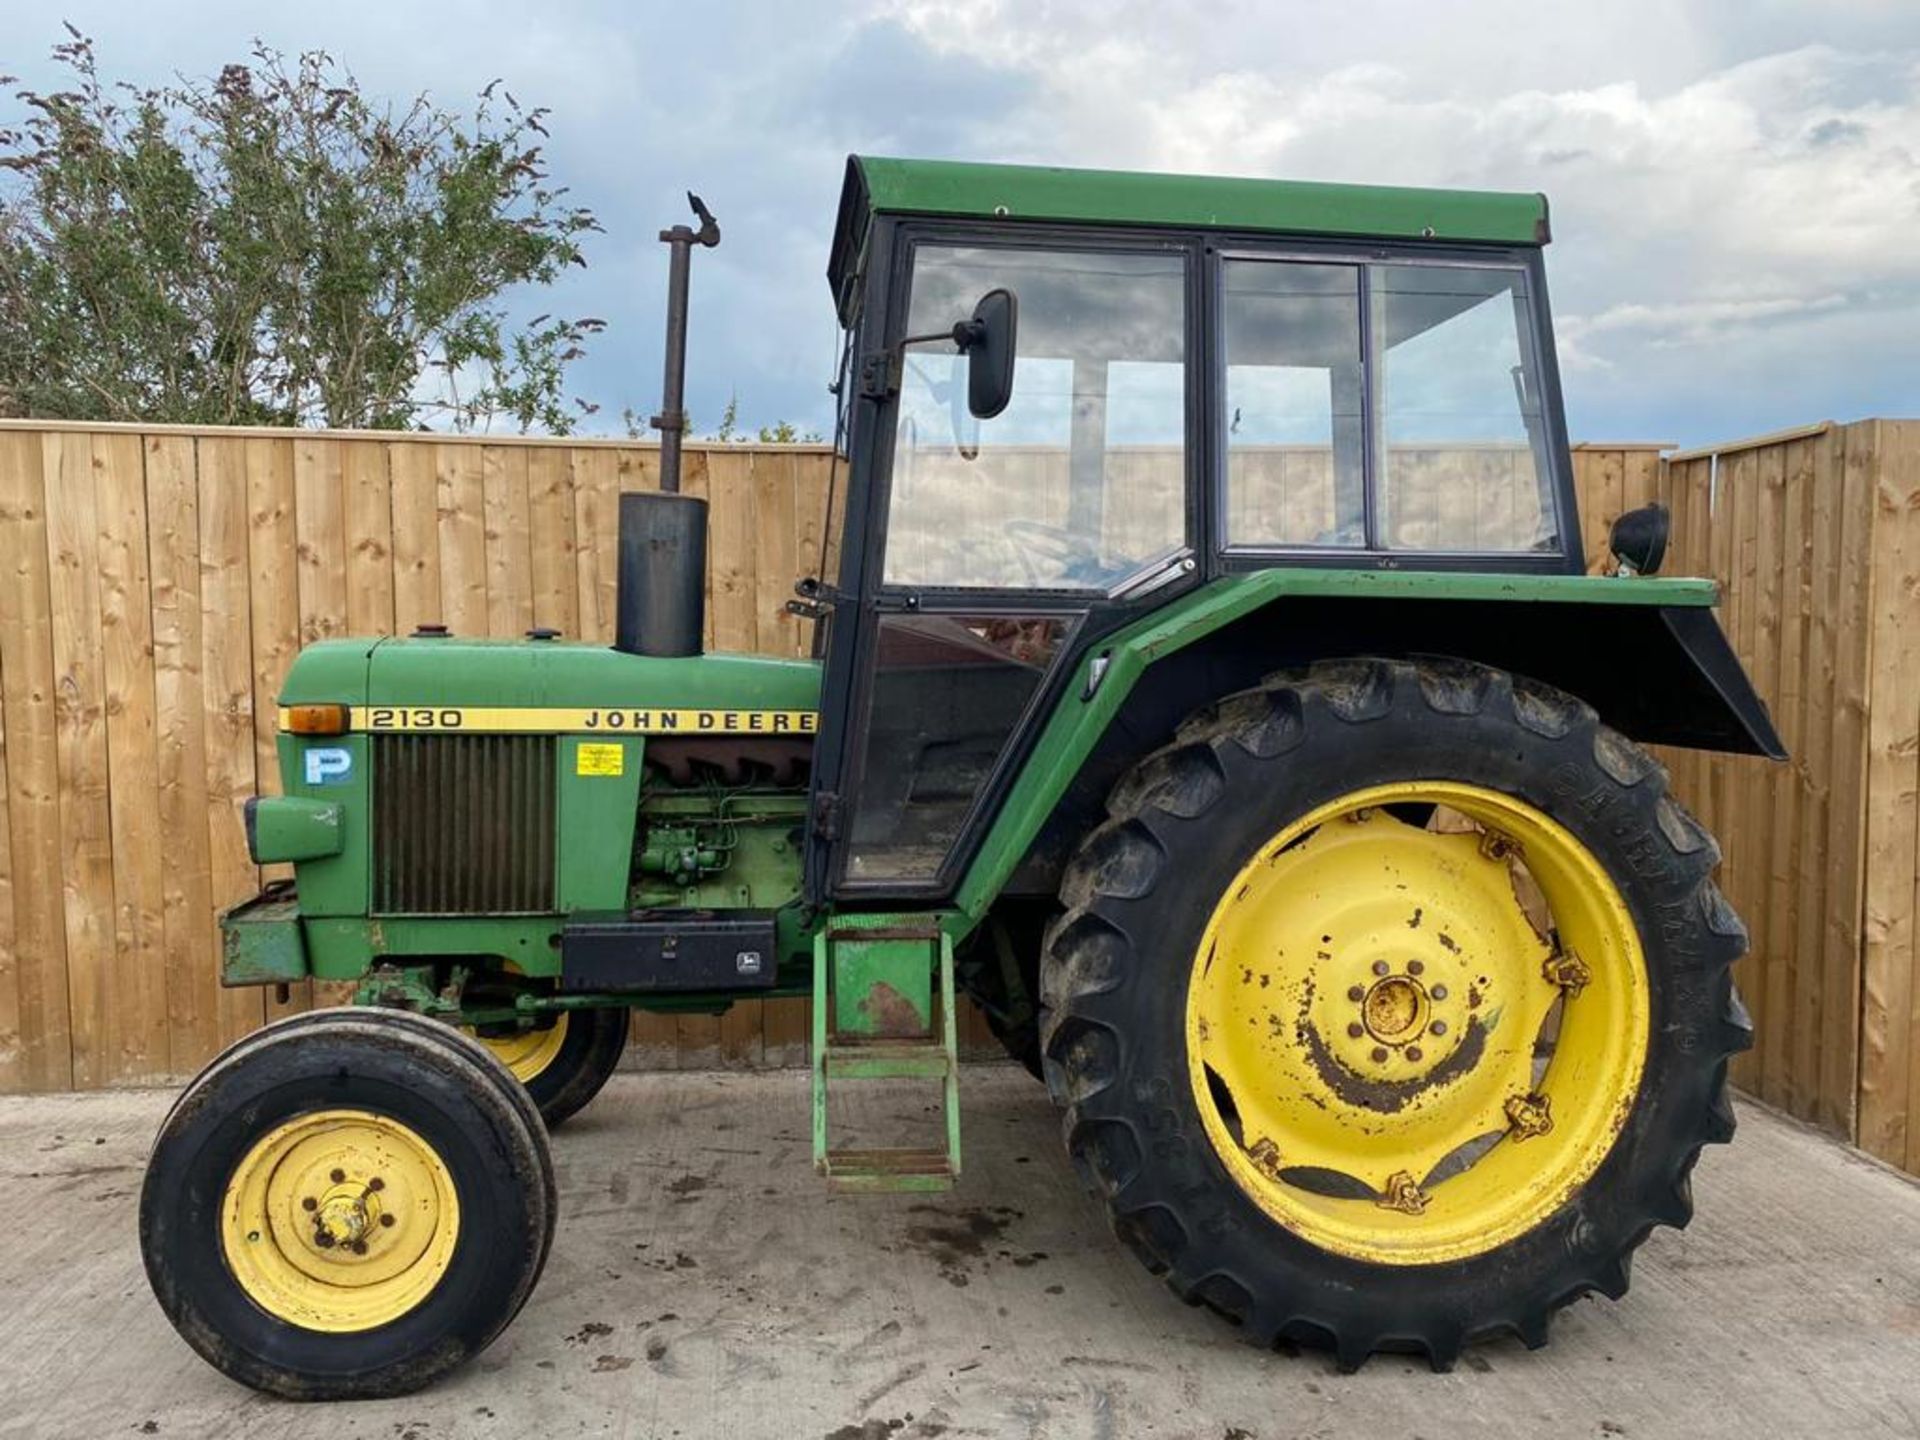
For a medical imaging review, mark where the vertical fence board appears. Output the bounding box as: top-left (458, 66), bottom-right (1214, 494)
top-left (198, 439), bottom-right (266, 1047)
top-left (0, 645), bottom-right (16, 1090)
top-left (389, 444), bottom-right (441, 636)
top-left (342, 442), bottom-right (395, 638)
top-left (1860, 422), bottom-right (1920, 1164)
top-left (435, 445), bottom-right (488, 638)
top-left (245, 437), bottom-right (307, 1020)
top-left (44, 432), bottom-right (117, 1086)
top-left (94, 431), bottom-right (169, 1080)
top-left (0, 433), bottom-right (72, 1089)
top-left (146, 435), bottom-right (221, 1075)
top-left (527, 448), bottom-right (578, 638)
top-left (482, 445), bottom-right (534, 638)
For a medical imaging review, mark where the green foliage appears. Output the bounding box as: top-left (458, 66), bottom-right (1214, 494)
top-left (0, 28), bottom-right (603, 431)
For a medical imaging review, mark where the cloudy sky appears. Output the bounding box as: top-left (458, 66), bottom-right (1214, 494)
top-left (9, 0), bottom-right (1919, 445)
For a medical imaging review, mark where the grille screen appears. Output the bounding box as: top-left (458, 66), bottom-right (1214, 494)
top-left (372, 734), bottom-right (557, 914)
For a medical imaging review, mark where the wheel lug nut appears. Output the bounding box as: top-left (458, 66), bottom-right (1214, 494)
top-left (1347, 1023), bottom-right (1365, 1039)
top-left (1407, 1046), bottom-right (1424, 1062)
top-left (1370, 1047), bottom-right (1389, 1063)
top-left (1371, 961), bottom-right (1390, 977)
top-left (301, 1197), bottom-right (318, 1212)
top-left (1431, 985), bottom-right (1448, 1001)
top-left (1431, 1020), bottom-right (1448, 1037)
top-left (330, 1168), bottom-right (346, 1184)
top-left (367, 1177), bottom-right (385, 1193)
top-left (1347, 985), bottom-right (1366, 1002)
top-left (1407, 959), bottom-right (1424, 976)
top-left (350, 1240), bottom-right (368, 1256)
top-left (380, 1213), bottom-right (396, 1228)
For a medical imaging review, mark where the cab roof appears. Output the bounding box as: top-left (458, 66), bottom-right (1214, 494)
top-left (828, 155), bottom-right (1551, 319)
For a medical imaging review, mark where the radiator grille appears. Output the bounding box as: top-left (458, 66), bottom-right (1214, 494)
top-left (372, 734), bottom-right (557, 914)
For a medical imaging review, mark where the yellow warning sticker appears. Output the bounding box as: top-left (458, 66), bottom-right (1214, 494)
top-left (575, 742), bottom-right (625, 777)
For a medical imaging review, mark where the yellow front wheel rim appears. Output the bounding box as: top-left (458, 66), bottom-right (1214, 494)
top-left (221, 1109), bottom-right (461, 1332)
top-left (468, 1013), bottom-right (570, 1083)
top-left (1187, 782), bottom-right (1649, 1266)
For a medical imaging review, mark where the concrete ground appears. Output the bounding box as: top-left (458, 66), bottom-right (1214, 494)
top-left (2, 1069), bottom-right (1918, 1440)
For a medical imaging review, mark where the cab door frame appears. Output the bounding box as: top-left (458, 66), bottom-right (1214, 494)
top-left (804, 215), bottom-right (1210, 905)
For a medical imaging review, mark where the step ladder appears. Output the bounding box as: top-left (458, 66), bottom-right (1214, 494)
top-left (811, 914), bottom-right (961, 1193)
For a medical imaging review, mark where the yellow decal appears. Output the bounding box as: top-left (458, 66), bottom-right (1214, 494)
top-left (319, 706), bottom-right (820, 735)
top-left (575, 742), bottom-right (625, 777)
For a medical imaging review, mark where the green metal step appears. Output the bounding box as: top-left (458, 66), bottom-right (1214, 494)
top-left (811, 915), bottom-right (962, 1192)
top-left (823, 1040), bottom-right (953, 1080)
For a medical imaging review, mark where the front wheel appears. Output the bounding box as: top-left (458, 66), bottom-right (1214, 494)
top-left (1041, 658), bottom-right (1751, 1369)
top-left (141, 1008), bottom-right (556, 1399)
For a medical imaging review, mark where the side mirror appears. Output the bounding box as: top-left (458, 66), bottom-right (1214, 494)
top-left (1609, 502), bottom-right (1670, 576)
top-left (955, 288), bottom-right (1017, 420)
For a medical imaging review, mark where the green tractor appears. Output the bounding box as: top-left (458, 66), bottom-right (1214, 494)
top-left (139, 157), bottom-right (1781, 1397)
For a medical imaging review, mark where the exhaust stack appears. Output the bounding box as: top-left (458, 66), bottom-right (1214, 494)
top-left (613, 191), bottom-right (722, 658)
top-left (615, 491), bottom-right (706, 657)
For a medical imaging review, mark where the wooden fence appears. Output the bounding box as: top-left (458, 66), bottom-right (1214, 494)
top-left (0, 419), bottom-right (1915, 1178)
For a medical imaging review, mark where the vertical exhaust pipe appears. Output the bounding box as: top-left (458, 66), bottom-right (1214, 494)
top-left (616, 492), bottom-right (706, 657)
top-left (615, 193), bottom-right (721, 658)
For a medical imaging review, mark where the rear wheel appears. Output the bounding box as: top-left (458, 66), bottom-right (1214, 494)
top-left (141, 1008), bottom-right (555, 1399)
top-left (1041, 658), bottom-right (1750, 1368)
top-left (464, 1005), bottom-right (629, 1129)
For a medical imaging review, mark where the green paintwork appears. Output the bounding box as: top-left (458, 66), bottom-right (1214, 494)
top-left (366, 636), bottom-right (821, 709)
top-left (277, 639), bottom-right (378, 704)
top-left (812, 917), bottom-right (961, 1191)
top-left (247, 795), bottom-right (343, 864)
top-left (831, 156), bottom-right (1551, 310)
top-left (951, 568), bottom-right (1719, 922)
top-left (275, 733), bottom-right (371, 916)
top-left (556, 735), bottom-right (645, 911)
top-left (220, 887), bottom-right (308, 985)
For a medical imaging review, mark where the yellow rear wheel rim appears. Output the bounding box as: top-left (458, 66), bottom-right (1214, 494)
top-left (1186, 781), bottom-right (1648, 1266)
top-left (221, 1109), bottom-right (461, 1332)
top-left (468, 1013), bottom-right (569, 1083)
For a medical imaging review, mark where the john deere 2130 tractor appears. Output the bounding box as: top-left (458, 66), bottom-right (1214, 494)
top-left (139, 157), bottom-right (1782, 1397)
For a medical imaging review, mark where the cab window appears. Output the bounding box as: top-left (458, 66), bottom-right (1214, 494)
top-left (883, 245), bottom-right (1188, 591)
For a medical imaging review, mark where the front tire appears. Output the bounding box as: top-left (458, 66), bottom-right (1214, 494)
top-left (1041, 658), bottom-right (1750, 1369)
top-left (141, 1008), bottom-right (556, 1399)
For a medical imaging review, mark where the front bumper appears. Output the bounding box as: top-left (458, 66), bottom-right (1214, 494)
top-left (220, 881), bottom-right (310, 986)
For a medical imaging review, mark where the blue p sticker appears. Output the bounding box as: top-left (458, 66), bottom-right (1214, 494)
top-left (304, 747), bottom-right (353, 786)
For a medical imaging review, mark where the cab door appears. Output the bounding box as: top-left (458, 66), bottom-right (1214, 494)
top-left (810, 227), bottom-right (1201, 901)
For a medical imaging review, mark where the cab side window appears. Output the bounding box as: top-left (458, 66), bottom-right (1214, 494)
top-left (884, 245), bottom-right (1188, 591)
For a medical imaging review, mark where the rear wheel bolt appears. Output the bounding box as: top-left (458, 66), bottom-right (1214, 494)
top-left (1430, 1020), bottom-right (1448, 1037)
top-left (330, 1168), bottom-right (346, 1184)
top-left (1347, 1023), bottom-right (1365, 1039)
top-left (367, 1177), bottom-right (385, 1193)
top-left (1407, 959), bottom-right (1424, 975)
top-left (1371, 961), bottom-right (1390, 977)
top-left (1370, 1047), bottom-right (1389, 1063)
top-left (1431, 985), bottom-right (1449, 1001)
top-left (380, 1213), bottom-right (396, 1228)
top-left (1407, 1046), bottom-right (1424, 1062)
top-left (301, 1197), bottom-right (318, 1212)
top-left (350, 1240), bottom-right (368, 1256)
top-left (1346, 985), bottom-right (1366, 1002)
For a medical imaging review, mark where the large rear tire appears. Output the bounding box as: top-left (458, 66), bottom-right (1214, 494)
top-left (1041, 658), bottom-right (1750, 1369)
top-left (141, 1008), bottom-right (556, 1399)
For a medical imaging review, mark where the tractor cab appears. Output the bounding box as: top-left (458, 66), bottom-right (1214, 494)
top-left (806, 157), bottom-right (1587, 903)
